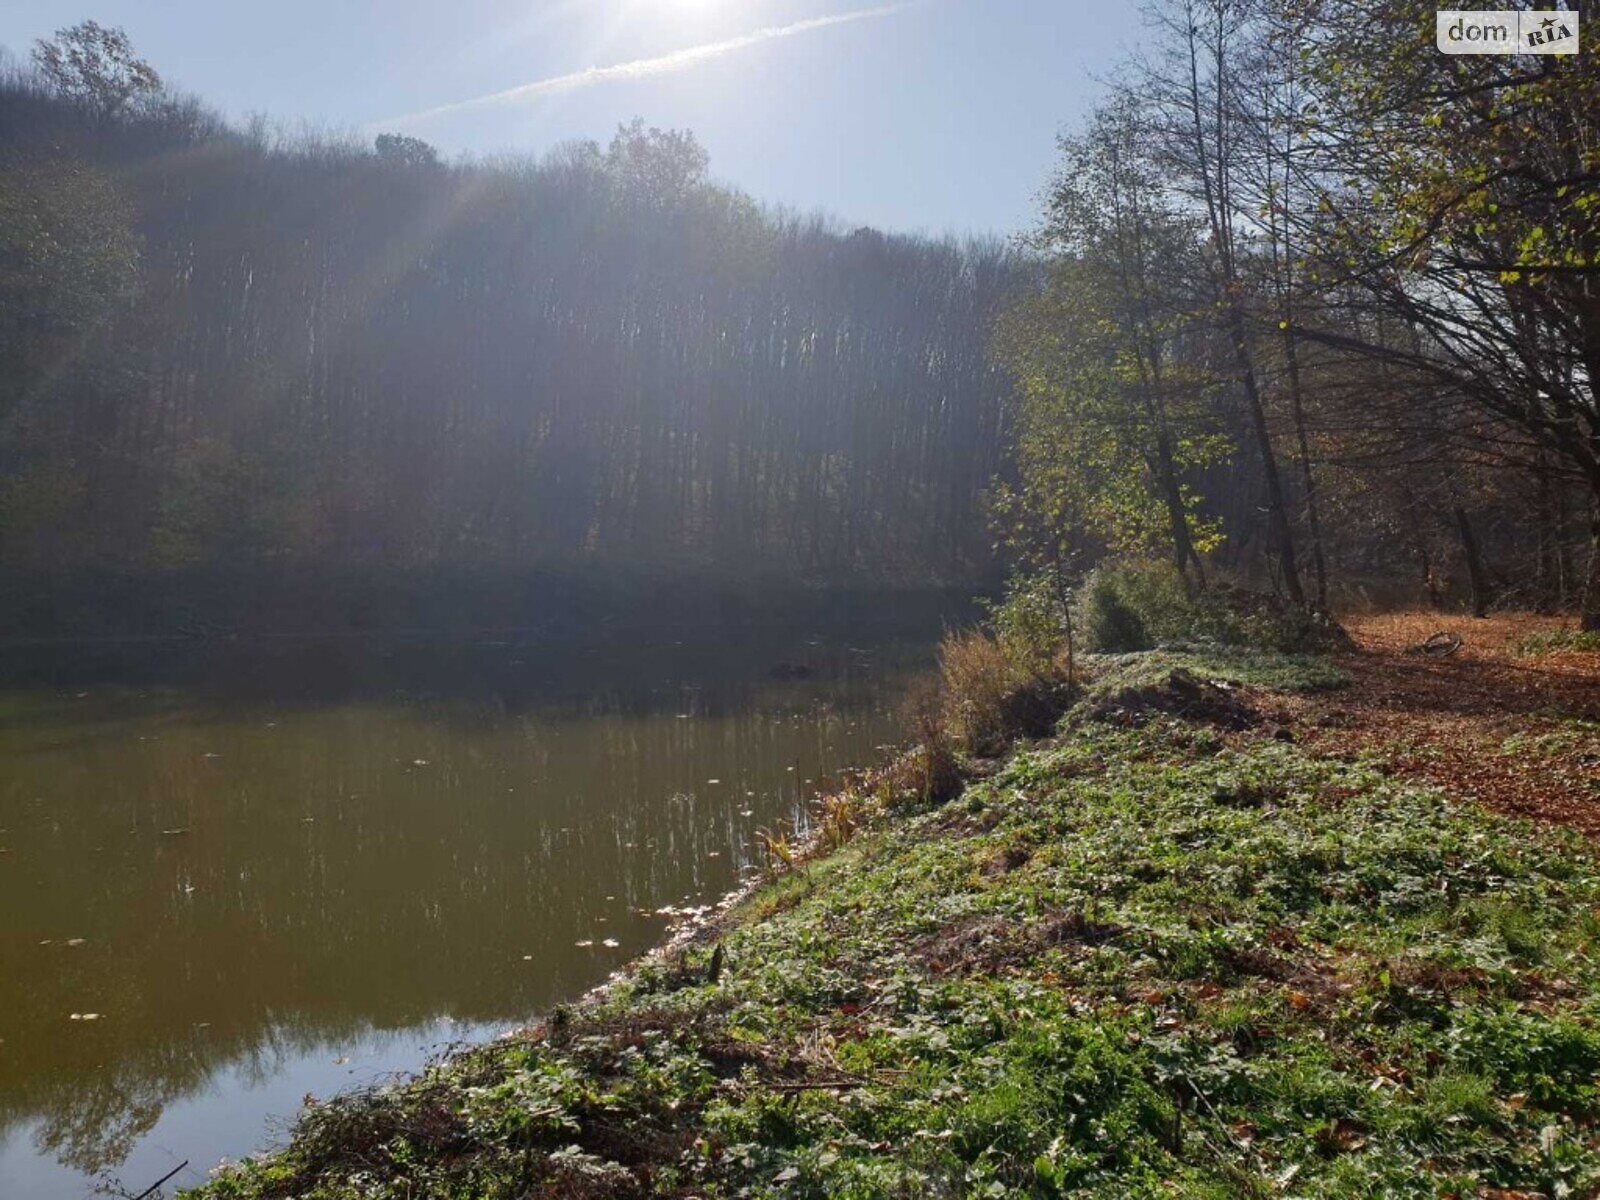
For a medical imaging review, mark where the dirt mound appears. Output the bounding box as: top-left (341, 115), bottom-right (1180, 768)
top-left (1087, 666), bottom-right (1261, 731)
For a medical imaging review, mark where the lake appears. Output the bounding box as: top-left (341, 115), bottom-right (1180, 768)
top-left (0, 617), bottom-right (945, 1198)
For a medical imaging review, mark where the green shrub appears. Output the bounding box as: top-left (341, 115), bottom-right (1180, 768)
top-left (1075, 558), bottom-right (1342, 653)
top-left (1234, 602), bottom-right (1313, 653)
top-left (1085, 581), bottom-right (1150, 651)
top-left (1077, 559), bottom-right (1192, 651)
top-left (1511, 628), bottom-right (1600, 657)
top-left (985, 570), bottom-right (1070, 672)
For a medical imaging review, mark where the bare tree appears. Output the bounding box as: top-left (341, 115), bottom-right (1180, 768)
top-left (31, 21), bottom-right (160, 117)
top-left (1131, 0), bottom-right (1307, 604)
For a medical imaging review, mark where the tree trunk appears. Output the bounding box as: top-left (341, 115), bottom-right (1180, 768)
top-left (1282, 329), bottom-right (1327, 610)
top-left (1154, 428), bottom-right (1205, 591)
top-left (1574, 313), bottom-right (1600, 631)
top-left (1401, 485), bottom-right (1439, 607)
top-left (1229, 308), bottom-right (1304, 605)
top-left (1553, 479), bottom-right (1574, 607)
top-left (1455, 506), bottom-right (1490, 619)
top-left (1583, 508), bottom-right (1600, 633)
top-left (1174, 3), bottom-right (1301, 606)
top-left (1049, 549), bottom-right (1077, 688)
top-left (1535, 460), bottom-right (1559, 611)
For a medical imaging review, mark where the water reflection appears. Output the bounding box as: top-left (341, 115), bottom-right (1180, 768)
top-left (0, 632), bottom-right (929, 1198)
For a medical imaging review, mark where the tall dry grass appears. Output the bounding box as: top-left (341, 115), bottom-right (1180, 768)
top-left (935, 628), bottom-right (1070, 757)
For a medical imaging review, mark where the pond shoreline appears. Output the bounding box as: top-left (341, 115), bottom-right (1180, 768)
top-left (0, 627), bottom-right (935, 1200)
top-left (190, 645), bottom-right (1600, 1198)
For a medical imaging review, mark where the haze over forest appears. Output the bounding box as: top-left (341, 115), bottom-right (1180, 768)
top-left (0, 69), bottom-right (1014, 628)
top-left (3, 5), bottom-right (1598, 639)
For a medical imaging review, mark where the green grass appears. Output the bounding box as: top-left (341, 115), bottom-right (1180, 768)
top-left (195, 663), bottom-right (1600, 1200)
top-left (1511, 629), bottom-right (1600, 658)
top-left (1083, 646), bottom-right (1350, 695)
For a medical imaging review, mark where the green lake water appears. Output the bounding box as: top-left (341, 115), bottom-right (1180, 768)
top-left (0, 627), bottom-right (936, 1197)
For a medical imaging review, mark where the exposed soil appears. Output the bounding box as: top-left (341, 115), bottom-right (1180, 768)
top-left (1288, 612), bottom-right (1600, 836)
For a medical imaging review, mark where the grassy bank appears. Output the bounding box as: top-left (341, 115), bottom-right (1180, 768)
top-left (194, 651), bottom-right (1600, 1199)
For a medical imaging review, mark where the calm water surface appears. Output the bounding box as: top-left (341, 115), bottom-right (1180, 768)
top-left (0, 626), bottom-right (936, 1198)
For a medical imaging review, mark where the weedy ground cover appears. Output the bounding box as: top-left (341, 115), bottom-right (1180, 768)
top-left (196, 651), bottom-right (1600, 1200)
top-left (1511, 630), bottom-right (1600, 659)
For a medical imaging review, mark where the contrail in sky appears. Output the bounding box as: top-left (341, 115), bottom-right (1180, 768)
top-left (379, 4), bottom-right (910, 129)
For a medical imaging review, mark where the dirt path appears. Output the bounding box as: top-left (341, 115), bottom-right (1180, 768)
top-left (1286, 612), bottom-right (1600, 836)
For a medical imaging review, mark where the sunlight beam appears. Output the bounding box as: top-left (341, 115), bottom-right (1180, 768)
top-left (374, 4), bottom-right (913, 130)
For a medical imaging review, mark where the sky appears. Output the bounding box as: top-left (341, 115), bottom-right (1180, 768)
top-left (0, 1), bottom-right (1148, 238)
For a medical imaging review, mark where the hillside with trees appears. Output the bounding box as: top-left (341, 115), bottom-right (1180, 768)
top-left (3, 9), bottom-right (1596, 638)
top-left (994, 0), bottom-right (1598, 633)
top-left (0, 25), bottom-right (1016, 636)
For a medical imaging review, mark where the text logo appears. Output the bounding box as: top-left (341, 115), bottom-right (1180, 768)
top-left (1437, 10), bottom-right (1579, 54)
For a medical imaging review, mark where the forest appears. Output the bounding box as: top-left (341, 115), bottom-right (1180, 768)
top-left (4, 5), bottom-right (1594, 638)
top-left (1, 31), bottom-right (1015, 634)
top-left (989, 0), bottom-right (1598, 633)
